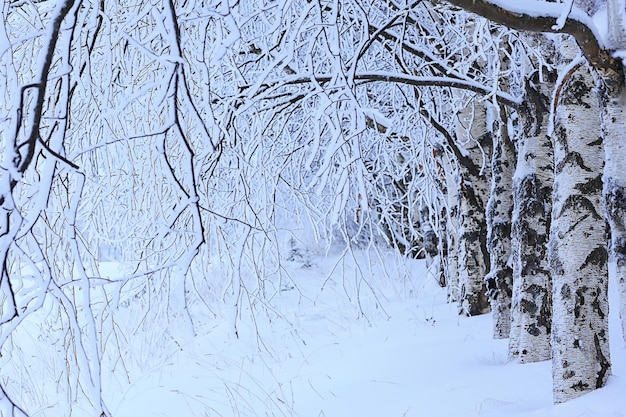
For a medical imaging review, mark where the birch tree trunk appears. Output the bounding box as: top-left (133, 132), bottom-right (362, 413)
top-left (441, 150), bottom-right (461, 302)
top-left (598, 67), bottom-right (626, 345)
top-left (485, 110), bottom-right (515, 338)
top-left (420, 201), bottom-right (444, 285)
top-left (549, 58), bottom-right (610, 403)
top-left (509, 69), bottom-right (556, 362)
top-left (455, 102), bottom-right (492, 316)
top-left (446, 210), bottom-right (461, 302)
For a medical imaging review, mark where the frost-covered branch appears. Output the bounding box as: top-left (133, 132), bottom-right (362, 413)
top-left (15, 0), bottom-right (77, 177)
top-left (239, 72), bottom-right (520, 108)
top-left (442, 0), bottom-right (621, 71)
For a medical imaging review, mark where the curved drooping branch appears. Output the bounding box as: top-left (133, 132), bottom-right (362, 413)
top-left (442, 0), bottom-right (622, 72)
top-left (240, 71), bottom-right (521, 109)
top-left (16, 0), bottom-right (78, 179)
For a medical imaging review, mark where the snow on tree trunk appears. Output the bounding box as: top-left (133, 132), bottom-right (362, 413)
top-left (549, 59), bottom-right (610, 403)
top-left (598, 66), bottom-right (626, 345)
top-left (485, 109), bottom-right (515, 338)
top-left (455, 101), bottom-right (492, 316)
top-left (509, 69), bottom-right (556, 362)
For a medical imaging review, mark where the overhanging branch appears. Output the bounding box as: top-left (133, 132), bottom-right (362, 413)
top-left (441, 0), bottom-right (622, 71)
top-left (241, 71), bottom-right (521, 108)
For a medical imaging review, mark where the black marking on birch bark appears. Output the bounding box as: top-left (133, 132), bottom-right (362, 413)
top-left (553, 125), bottom-right (570, 150)
top-left (421, 205), bottom-right (439, 258)
top-left (558, 195), bottom-right (603, 221)
top-left (594, 333), bottom-right (611, 388)
top-left (521, 298), bottom-right (538, 315)
top-left (486, 267), bottom-right (513, 300)
top-left (604, 178), bottom-right (626, 265)
top-left (560, 283), bottom-right (571, 299)
top-left (480, 227), bottom-right (491, 277)
top-left (564, 369), bottom-right (576, 379)
top-left (580, 246), bottom-right (609, 271)
top-left (613, 238), bottom-right (626, 267)
top-left (575, 175), bottom-right (603, 195)
top-left (527, 323), bottom-right (541, 336)
top-left (489, 221), bottom-right (512, 241)
top-left (560, 76), bottom-right (593, 108)
top-left (518, 174), bottom-right (552, 217)
top-left (461, 179), bottom-right (487, 214)
top-left (423, 230), bottom-right (439, 258)
top-left (539, 291), bottom-right (552, 333)
top-left (520, 282), bottom-right (552, 334)
top-left (587, 137), bottom-right (603, 147)
top-left (520, 251), bottom-right (548, 276)
top-left (571, 380), bottom-right (590, 392)
top-left (591, 289), bottom-right (606, 320)
top-left (574, 286), bottom-right (587, 319)
top-left (605, 178), bottom-right (626, 230)
top-left (555, 152), bottom-right (593, 174)
top-left (522, 69), bottom-right (556, 136)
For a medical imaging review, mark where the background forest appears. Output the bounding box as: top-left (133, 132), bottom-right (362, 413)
top-left (2, 0), bottom-right (626, 415)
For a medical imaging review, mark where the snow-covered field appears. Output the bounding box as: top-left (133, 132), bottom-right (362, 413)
top-left (104, 249), bottom-right (625, 417)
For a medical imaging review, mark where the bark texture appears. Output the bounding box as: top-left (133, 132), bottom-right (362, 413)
top-left (607, 0), bottom-right (626, 49)
top-left (599, 67), bottom-right (626, 345)
top-left (485, 111), bottom-right (515, 339)
top-left (509, 69), bottom-right (555, 362)
top-left (549, 61), bottom-right (610, 403)
top-left (455, 102), bottom-right (492, 316)
top-left (420, 202), bottom-right (445, 286)
top-left (445, 205), bottom-right (461, 302)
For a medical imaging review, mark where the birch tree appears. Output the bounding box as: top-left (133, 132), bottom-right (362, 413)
top-left (550, 40), bottom-right (609, 403)
top-left (509, 64), bottom-right (556, 362)
top-left (602, 0), bottom-right (626, 346)
top-left (454, 100), bottom-right (492, 315)
top-left (485, 107), bottom-right (515, 338)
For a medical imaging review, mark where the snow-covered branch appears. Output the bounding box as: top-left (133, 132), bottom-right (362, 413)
top-left (239, 71), bottom-right (520, 108)
top-left (442, 0), bottom-right (621, 71)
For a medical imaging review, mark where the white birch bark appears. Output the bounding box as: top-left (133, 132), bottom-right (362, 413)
top-left (598, 67), bottom-right (626, 345)
top-left (608, 0), bottom-right (626, 48)
top-left (485, 110), bottom-right (515, 338)
top-left (420, 202), bottom-right (438, 263)
top-left (549, 58), bottom-right (610, 403)
top-left (509, 69), bottom-right (555, 362)
top-left (441, 152), bottom-right (461, 302)
top-left (420, 200), bottom-right (445, 284)
top-left (455, 102), bottom-right (492, 316)
top-left (444, 182), bottom-right (461, 302)
top-left (446, 213), bottom-right (461, 302)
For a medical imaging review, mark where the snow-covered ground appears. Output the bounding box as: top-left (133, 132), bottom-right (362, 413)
top-left (106, 249), bottom-right (626, 417)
